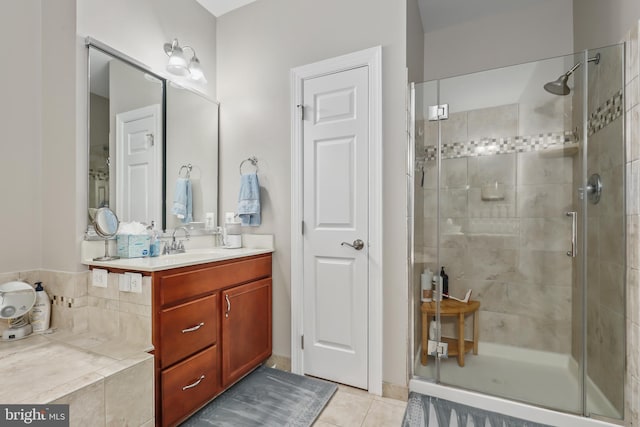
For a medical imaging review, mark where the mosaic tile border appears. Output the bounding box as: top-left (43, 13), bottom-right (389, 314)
top-left (423, 131), bottom-right (574, 161)
top-left (422, 91), bottom-right (623, 161)
top-left (587, 90), bottom-right (623, 136)
top-left (52, 294), bottom-right (87, 308)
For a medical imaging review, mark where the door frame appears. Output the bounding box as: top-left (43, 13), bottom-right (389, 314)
top-left (290, 46), bottom-right (383, 395)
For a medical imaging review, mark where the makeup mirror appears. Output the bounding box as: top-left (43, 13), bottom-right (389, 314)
top-left (92, 207), bottom-right (120, 261)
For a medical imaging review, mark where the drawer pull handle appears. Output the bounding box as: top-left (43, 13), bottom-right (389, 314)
top-left (181, 322), bottom-right (205, 333)
top-left (182, 375), bottom-right (205, 391)
top-left (225, 294), bottom-right (231, 318)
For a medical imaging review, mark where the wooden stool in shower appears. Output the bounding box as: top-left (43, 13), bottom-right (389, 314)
top-left (421, 299), bottom-right (480, 367)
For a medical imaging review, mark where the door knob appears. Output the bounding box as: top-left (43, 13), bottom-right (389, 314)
top-left (341, 239), bottom-right (365, 250)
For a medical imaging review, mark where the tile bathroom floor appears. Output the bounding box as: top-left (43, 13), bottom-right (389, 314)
top-left (314, 384), bottom-right (408, 427)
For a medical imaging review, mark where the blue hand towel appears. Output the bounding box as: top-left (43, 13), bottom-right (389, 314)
top-left (237, 173), bottom-right (261, 226)
top-left (171, 178), bottom-right (192, 223)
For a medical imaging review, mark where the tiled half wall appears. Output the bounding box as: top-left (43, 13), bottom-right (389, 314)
top-left (0, 269), bottom-right (151, 348)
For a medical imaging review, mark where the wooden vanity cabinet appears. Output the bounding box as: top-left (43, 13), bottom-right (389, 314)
top-left (151, 253), bottom-right (272, 427)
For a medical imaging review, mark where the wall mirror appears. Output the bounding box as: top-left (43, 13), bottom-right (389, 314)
top-left (165, 83), bottom-right (219, 231)
top-left (87, 39), bottom-right (219, 232)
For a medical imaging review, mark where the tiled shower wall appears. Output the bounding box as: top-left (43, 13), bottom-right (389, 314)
top-left (624, 20), bottom-right (640, 427)
top-left (419, 102), bottom-right (574, 353)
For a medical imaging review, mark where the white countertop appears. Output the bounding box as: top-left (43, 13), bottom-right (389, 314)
top-left (82, 247), bottom-right (273, 272)
top-left (82, 234), bottom-right (274, 272)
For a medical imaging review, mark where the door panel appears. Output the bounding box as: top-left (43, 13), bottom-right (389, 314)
top-left (315, 137), bottom-right (355, 227)
top-left (302, 66), bottom-right (369, 389)
top-left (314, 256), bottom-right (355, 349)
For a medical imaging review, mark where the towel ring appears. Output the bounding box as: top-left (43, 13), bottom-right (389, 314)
top-left (179, 164), bottom-right (193, 178)
top-left (239, 157), bottom-right (259, 175)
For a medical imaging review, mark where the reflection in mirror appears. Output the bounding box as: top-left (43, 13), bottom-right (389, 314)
top-left (88, 45), bottom-right (164, 227)
top-left (166, 83), bottom-right (219, 230)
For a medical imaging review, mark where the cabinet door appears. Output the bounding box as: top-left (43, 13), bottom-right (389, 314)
top-left (221, 278), bottom-right (272, 387)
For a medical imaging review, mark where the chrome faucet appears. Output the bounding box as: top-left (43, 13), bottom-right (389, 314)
top-left (164, 226), bottom-right (190, 254)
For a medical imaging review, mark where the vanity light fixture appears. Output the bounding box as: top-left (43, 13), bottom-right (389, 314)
top-left (163, 38), bottom-right (207, 83)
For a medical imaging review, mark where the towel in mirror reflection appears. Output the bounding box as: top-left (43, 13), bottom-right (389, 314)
top-left (172, 177), bottom-right (193, 223)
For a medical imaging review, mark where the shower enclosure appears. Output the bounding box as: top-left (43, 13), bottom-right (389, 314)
top-left (409, 44), bottom-right (625, 421)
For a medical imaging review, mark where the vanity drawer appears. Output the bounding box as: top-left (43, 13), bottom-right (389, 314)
top-left (161, 345), bottom-right (220, 427)
top-left (160, 294), bottom-right (218, 369)
top-left (158, 254), bottom-right (272, 306)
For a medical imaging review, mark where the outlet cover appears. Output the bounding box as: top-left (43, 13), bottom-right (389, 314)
top-left (92, 268), bottom-right (108, 288)
top-left (118, 273), bottom-right (131, 292)
top-left (128, 272), bottom-right (143, 294)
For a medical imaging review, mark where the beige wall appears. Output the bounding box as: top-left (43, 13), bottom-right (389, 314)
top-left (407, 0), bottom-right (424, 84)
top-left (0, 0), bottom-right (217, 274)
top-left (423, 1), bottom-right (574, 81)
top-left (0, 1), bottom-right (43, 272)
top-left (77, 0), bottom-right (217, 100)
top-left (216, 0), bottom-right (408, 387)
top-left (573, 0), bottom-right (640, 51)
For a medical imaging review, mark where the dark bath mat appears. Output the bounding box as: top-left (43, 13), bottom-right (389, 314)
top-left (181, 365), bottom-right (337, 427)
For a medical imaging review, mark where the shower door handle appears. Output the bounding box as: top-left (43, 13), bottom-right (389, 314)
top-left (566, 211), bottom-right (577, 257)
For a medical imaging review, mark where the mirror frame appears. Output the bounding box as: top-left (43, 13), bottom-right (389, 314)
top-left (86, 37), bottom-right (168, 229)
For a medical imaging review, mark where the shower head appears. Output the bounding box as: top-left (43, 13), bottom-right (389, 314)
top-left (544, 74), bottom-right (571, 96)
top-left (543, 52), bottom-right (601, 96)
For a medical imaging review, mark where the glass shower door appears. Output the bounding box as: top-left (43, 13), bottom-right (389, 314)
top-left (434, 53), bottom-right (583, 414)
top-left (582, 44), bottom-right (625, 420)
top-left (411, 80), bottom-right (439, 384)
top-left (411, 45), bottom-right (625, 420)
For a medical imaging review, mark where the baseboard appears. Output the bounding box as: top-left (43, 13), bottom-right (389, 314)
top-left (383, 382), bottom-right (409, 402)
top-left (265, 354), bottom-right (292, 372)
top-left (266, 353), bottom-right (407, 401)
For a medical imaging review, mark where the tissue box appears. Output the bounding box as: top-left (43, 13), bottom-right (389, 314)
top-left (117, 234), bottom-right (150, 258)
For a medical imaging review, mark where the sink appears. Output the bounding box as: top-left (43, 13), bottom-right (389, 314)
top-left (160, 248), bottom-right (228, 262)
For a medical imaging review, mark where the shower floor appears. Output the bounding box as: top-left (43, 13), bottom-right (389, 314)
top-left (413, 342), bottom-right (620, 419)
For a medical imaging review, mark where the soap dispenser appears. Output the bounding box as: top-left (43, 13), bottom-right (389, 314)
top-left (148, 221), bottom-right (161, 257)
top-left (421, 268), bottom-right (433, 302)
top-left (30, 282), bottom-right (51, 333)
top-left (440, 267), bottom-right (449, 299)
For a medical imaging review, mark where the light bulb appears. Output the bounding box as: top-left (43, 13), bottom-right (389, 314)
top-left (188, 56), bottom-right (206, 83)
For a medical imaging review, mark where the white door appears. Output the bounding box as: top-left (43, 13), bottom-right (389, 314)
top-left (302, 66), bottom-right (369, 389)
top-left (115, 104), bottom-right (162, 225)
